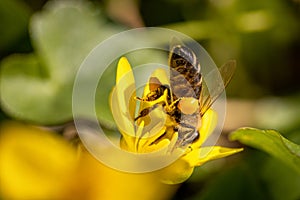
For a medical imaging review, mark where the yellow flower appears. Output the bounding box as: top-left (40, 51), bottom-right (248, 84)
top-left (0, 122), bottom-right (176, 200)
top-left (110, 57), bottom-right (243, 184)
top-left (0, 121), bottom-right (78, 199)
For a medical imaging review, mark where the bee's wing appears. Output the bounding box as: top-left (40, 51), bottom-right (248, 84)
top-left (199, 60), bottom-right (236, 115)
top-left (169, 37), bottom-right (184, 48)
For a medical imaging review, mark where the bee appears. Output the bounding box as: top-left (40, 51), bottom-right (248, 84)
top-left (135, 39), bottom-right (236, 148)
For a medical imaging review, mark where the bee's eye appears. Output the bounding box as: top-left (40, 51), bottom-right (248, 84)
top-left (178, 97), bottom-right (199, 115)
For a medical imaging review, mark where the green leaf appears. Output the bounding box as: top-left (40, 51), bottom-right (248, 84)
top-left (229, 128), bottom-right (300, 175)
top-left (0, 1), bottom-right (120, 124)
top-left (0, 54), bottom-right (72, 124)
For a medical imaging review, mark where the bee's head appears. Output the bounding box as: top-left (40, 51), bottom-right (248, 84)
top-left (177, 97), bottom-right (199, 115)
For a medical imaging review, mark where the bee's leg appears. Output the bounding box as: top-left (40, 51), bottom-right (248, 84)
top-left (134, 96), bottom-right (147, 101)
top-left (170, 98), bottom-right (181, 106)
top-left (166, 97), bottom-right (181, 112)
top-left (134, 104), bottom-right (159, 121)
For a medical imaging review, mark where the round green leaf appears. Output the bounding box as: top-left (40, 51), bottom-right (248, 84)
top-left (0, 1), bottom-right (120, 125)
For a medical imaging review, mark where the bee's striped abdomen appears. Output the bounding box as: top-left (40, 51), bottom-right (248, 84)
top-left (169, 45), bottom-right (202, 99)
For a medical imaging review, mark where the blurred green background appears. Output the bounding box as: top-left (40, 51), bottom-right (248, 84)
top-left (0, 0), bottom-right (299, 199)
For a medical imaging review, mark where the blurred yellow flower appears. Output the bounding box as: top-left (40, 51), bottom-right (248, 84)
top-left (110, 57), bottom-right (243, 184)
top-left (0, 122), bottom-right (176, 200)
top-left (0, 122), bottom-right (78, 199)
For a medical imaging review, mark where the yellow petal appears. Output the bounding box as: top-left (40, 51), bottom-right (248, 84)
top-left (157, 148), bottom-right (194, 184)
top-left (116, 57), bottom-right (134, 87)
top-left (195, 146), bottom-right (243, 166)
top-left (157, 145), bottom-right (243, 184)
top-left (0, 122), bottom-right (77, 199)
top-left (73, 150), bottom-right (177, 200)
top-left (192, 109), bottom-right (218, 148)
top-left (110, 57), bottom-right (136, 144)
top-left (116, 57), bottom-right (136, 121)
